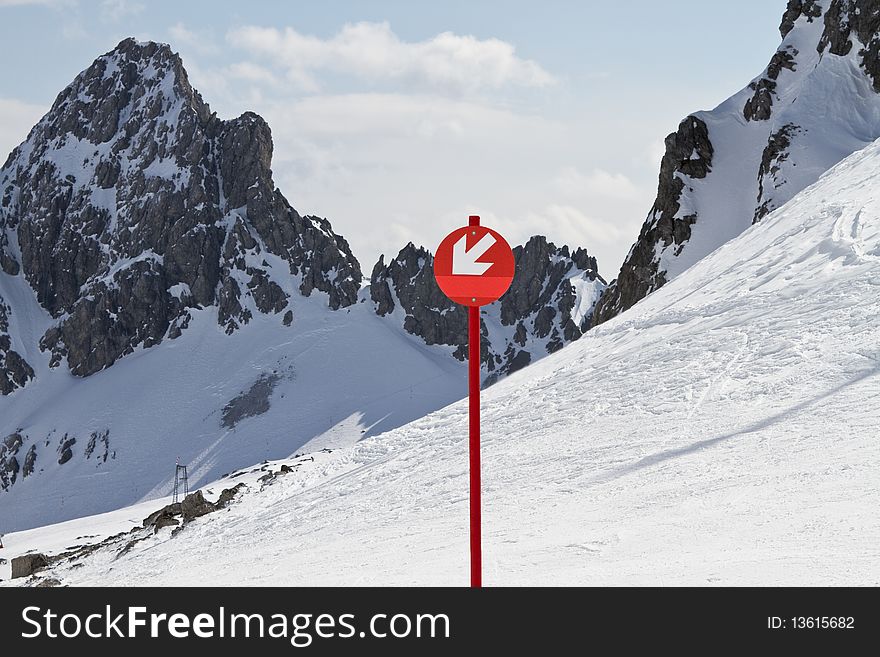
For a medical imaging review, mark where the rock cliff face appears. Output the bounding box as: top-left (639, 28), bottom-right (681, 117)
top-left (0, 38), bottom-right (362, 383)
top-left (594, 0), bottom-right (880, 325)
top-left (371, 235), bottom-right (606, 383)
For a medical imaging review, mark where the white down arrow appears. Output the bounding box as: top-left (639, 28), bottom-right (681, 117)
top-left (452, 232), bottom-right (496, 275)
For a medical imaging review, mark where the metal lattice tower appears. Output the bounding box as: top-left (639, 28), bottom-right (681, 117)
top-left (173, 461), bottom-right (189, 503)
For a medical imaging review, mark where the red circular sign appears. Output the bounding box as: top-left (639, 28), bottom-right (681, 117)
top-left (434, 222), bottom-right (515, 307)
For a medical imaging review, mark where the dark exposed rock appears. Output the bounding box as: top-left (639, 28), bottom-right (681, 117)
top-left (282, 309), bottom-right (293, 326)
top-left (0, 38), bottom-right (362, 383)
top-left (593, 116), bottom-right (713, 325)
top-left (154, 515), bottom-right (180, 530)
top-left (0, 231), bottom-right (19, 275)
top-left (768, 49), bottom-right (798, 80)
top-left (84, 429), bottom-right (111, 462)
top-left (370, 255), bottom-right (397, 317)
top-left (247, 270), bottom-right (288, 314)
top-left (22, 444), bottom-right (37, 477)
top-left (744, 79), bottom-right (778, 122)
top-left (221, 372), bottom-right (281, 428)
top-left (35, 577), bottom-right (63, 587)
top-left (372, 236), bottom-right (605, 382)
top-left (0, 432), bottom-right (24, 490)
top-left (142, 502), bottom-right (181, 528)
top-left (743, 50), bottom-right (796, 122)
top-left (0, 301), bottom-right (34, 394)
top-left (819, 0), bottom-right (880, 91)
top-left (370, 244), bottom-right (470, 361)
top-left (141, 491), bottom-right (221, 530)
top-left (11, 553), bottom-right (49, 579)
top-left (216, 482), bottom-right (245, 508)
top-left (780, 0), bottom-right (822, 38)
top-left (533, 306), bottom-right (556, 339)
top-left (218, 276), bottom-right (249, 334)
top-left (180, 490), bottom-right (215, 520)
top-left (513, 321), bottom-right (526, 347)
top-left (57, 434), bottom-right (76, 465)
top-left (754, 124), bottom-right (802, 222)
top-left (505, 348), bottom-right (531, 375)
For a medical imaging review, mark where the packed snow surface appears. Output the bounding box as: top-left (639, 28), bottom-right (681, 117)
top-left (4, 137), bottom-right (880, 586)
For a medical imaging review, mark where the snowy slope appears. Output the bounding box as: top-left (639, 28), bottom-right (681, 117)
top-left (5, 133), bottom-right (880, 586)
top-left (0, 286), bottom-right (466, 532)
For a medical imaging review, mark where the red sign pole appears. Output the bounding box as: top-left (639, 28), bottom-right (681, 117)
top-left (434, 213), bottom-right (514, 588)
top-left (467, 215), bottom-right (482, 588)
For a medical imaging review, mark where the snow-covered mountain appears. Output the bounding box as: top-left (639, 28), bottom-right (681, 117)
top-left (594, 0), bottom-right (880, 324)
top-left (5, 129), bottom-right (880, 586)
top-left (0, 39), bottom-right (604, 531)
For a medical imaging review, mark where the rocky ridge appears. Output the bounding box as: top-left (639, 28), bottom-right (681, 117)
top-left (594, 0), bottom-right (880, 325)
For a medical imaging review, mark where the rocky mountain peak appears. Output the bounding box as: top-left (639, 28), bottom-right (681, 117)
top-left (0, 39), bottom-right (362, 386)
top-left (37, 39), bottom-right (210, 150)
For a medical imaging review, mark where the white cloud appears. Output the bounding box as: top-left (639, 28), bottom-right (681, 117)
top-left (0, 98), bottom-right (46, 162)
top-left (168, 22), bottom-right (220, 56)
top-left (100, 0), bottom-right (143, 22)
top-left (161, 21), bottom-right (660, 276)
top-left (525, 204), bottom-right (628, 248)
top-left (61, 19), bottom-right (87, 39)
top-left (226, 62), bottom-right (281, 86)
top-left (231, 90), bottom-right (652, 278)
top-left (646, 138), bottom-right (666, 170)
top-left (554, 167), bottom-right (639, 200)
top-left (226, 22), bottom-right (555, 93)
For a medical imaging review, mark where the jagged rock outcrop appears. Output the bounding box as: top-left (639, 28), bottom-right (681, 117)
top-left (0, 38), bottom-right (361, 381)
top-left (371, 235), bottom-right (605, 382)
top-left (819, 0), bottom-right (880, 91)
top-left (754, 123), bottom-right (802, 222)
top-left (780, 1), bottom-right (823, 39)
top-left (593, 117), bottom-right (712, 323)
top-left (0, 300), bottom-right (33, 394)
top-left (0, 432), bottom-right (23, 491)
top-left (370, 245), bottom-right (470, 361)
top-left (142, 484), bottom-right (243, 534)
top-left (743, 49), bottom-right (798, 122)
top-left (11, 553), bottom-right (49, 579)
top-left (594, 0), bottom-right (880, 326)
top-left (57, 434), bottom-right (76, 465)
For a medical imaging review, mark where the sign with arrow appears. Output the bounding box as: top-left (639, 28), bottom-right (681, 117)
top-left (434, 217), bottom-right (515, 306)
top-left (434, 215), bottom-right (515, 588)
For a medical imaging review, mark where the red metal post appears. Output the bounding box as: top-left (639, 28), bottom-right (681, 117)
top-left (468, 214), bottom-right (482, 588)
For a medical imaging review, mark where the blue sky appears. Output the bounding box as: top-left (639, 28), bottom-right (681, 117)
top-left (0, 0), bottom-right (785, 275)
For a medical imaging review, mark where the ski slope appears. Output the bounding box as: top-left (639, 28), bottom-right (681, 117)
top-left (4, 136), bottom-right (880, 586)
